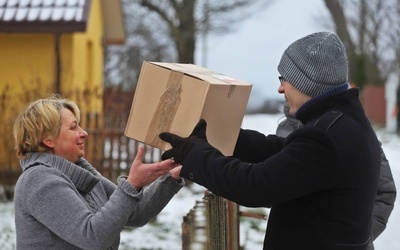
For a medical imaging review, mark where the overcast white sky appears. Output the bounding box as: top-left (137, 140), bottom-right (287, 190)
top-left (195, 0), bottom-right (330, 108)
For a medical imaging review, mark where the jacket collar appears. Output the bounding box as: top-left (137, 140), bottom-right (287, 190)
top-left (21, 152), bottom-right (101, 193)
top-left (295, 87), bottom-right (360, 125)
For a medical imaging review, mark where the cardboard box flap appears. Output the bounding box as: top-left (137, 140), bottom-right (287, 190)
top-left (150, 62), bottom-right (250, 86)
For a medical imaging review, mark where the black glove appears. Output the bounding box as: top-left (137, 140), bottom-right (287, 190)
top-left (159, 119), bottom-right (208, 164)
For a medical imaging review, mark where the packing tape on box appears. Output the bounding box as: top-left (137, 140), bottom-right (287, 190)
top-left (145, 71), bottom-right (183, 148)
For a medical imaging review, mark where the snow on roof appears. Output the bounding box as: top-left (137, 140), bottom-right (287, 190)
top-left (0, 0), bottom-right (89, 32)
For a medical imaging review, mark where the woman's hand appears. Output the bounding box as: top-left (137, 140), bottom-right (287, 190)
top-left (169, 165), bottom-right (182, 181)
top-left (127, 146), bottom-right (179, 189)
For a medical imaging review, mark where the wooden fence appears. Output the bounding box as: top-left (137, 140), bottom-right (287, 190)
top-left (182, 191), bottom-right (240, 250)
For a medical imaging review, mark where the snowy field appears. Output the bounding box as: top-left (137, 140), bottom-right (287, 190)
top-left (0, 113), bottom-right (399, 249)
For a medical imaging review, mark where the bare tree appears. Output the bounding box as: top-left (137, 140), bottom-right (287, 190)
top-left (323, 0), bottom-right (400, 89)
top-left (104, 0), bottom-right (273, 91)
top-left (104, 1), bottom-right (176, 91)
top-left (137, 0), bottom-right (273, 63)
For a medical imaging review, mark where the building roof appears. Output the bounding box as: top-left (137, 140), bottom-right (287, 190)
top-left (0, 0), bottom-right (125, 44)
top-left (0, 0), bottom-right (91, 32)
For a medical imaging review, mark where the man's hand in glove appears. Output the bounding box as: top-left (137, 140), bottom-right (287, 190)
top-left (159, 119), bottom-right (208, 164)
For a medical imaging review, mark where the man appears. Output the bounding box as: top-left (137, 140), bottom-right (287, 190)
top-left (277, 103), bottom-right (396, 250)
top-left (160, 31), bottom-right (381, 249)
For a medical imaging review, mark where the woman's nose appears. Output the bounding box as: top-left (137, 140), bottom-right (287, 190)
top-left (79, 127), bottom-right (88, 138)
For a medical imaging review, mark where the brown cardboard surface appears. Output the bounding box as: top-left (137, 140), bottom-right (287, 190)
top-left (124, 61), bottom-right (252, 156)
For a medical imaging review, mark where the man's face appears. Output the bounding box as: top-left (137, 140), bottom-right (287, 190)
top-left (278, 79), bottom-right (311, 116)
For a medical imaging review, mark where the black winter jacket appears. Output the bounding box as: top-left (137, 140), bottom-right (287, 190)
top-left (276, 103), bottom-right (396, 250)
top-left (180, 88), bottom-right (381, 250)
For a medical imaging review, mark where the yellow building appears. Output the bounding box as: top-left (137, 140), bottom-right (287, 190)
top-left (0, 0), bottom-right (125, 182)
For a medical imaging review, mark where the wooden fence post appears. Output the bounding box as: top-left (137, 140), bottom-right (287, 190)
top-left (182, 191), bottom-right (240, 250)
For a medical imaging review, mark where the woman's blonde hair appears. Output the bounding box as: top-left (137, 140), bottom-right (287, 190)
top-left (13, 94), bottom-right (81, 158)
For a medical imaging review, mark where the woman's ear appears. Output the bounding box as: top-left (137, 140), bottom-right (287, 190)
top-left (42, 138), bottom-right (54, 148)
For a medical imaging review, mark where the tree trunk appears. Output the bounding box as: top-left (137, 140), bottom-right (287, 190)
top-left (175, 1), bottom-right (195, 63)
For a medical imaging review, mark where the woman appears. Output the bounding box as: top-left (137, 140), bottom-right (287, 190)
top-left (13, 95), bottom-right (184, 249)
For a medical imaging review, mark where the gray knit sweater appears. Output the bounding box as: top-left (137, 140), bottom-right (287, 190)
top-left (14, 152), bottom-right (184, 249)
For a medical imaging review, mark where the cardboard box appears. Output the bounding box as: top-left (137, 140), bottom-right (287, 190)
top-left (124, 61), bottom-right (252, 156)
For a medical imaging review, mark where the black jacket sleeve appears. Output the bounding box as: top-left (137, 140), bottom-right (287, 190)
top-left (233, 129), bottom-right (285, 163)
top-left (180, 127), bottom-right (337, 207)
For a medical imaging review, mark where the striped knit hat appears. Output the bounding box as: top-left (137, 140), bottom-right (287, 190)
top-left (278, 32), bottom-right (348, 97)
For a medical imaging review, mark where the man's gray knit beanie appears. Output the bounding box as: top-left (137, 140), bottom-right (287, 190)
top-left (278, 31), bottom-right (348, 97)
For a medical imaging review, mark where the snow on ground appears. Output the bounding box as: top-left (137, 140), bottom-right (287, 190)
top-left (0, 113), bottom-right (399, 249)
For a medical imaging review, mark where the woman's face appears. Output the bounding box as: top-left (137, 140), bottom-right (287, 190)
top-left (43, 108), bottom-right (88, 163)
